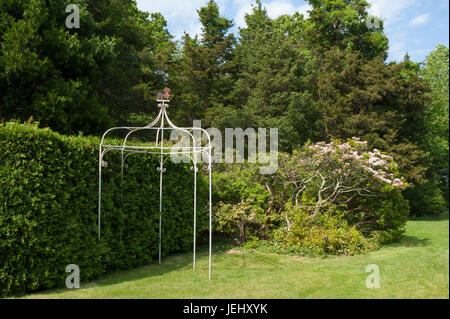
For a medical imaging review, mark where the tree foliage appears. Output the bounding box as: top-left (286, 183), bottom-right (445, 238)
top-left (169, 0), bottom-right (237, 126)
top-left (305, 0), bottom-right (388, 60)
top-left (421, 45), bottom-right (449, 173)
top-left (0, 0), bottom-right (174, 134)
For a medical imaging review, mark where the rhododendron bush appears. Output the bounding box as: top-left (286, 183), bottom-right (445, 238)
top-left (280, 138), bottom-right (407, 210)
top-left (268, 138), bottom-right (410, 253)
top-left (213, 138), bottom-right (410, 255)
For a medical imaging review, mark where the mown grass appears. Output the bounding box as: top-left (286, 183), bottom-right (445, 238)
top-left (15, 219), bottom-right (449, 299)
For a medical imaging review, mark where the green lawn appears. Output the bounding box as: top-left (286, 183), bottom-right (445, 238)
top-left (18, 219), bottom-right (449, 299)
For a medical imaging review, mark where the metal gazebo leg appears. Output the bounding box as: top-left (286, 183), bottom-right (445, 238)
top-left (98, 145), bottom-right (102, 239)
top-left (159, 161), bottom-right (163, 265)
top-left (159, 125), bottom-right (164, 265)
top-left (209, 151), bottom-right (212, 280)
top-left (193, 153), bottom-right (197, 271)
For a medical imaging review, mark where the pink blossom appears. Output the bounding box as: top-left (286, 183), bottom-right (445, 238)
top-left (373, 159), bottom-right (388, 167)
top-left (374, 175), bottom-right (392, 184)
top-left (392, 179), bottom-right (404, 187)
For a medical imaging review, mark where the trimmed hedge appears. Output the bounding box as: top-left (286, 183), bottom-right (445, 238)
top-left (0, 122), bottom-right (208, 296)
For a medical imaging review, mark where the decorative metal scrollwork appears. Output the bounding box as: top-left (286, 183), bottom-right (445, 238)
top-left (101, 160), bottom-right (108, 168)
top-left (190, 165), bottom-right (199, 173)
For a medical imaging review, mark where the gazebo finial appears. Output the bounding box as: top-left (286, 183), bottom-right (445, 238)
top-left (157, 87), bottom-right (172, 101)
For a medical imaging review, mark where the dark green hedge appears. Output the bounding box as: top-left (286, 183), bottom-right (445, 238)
top-left (0, 122), bottom-right (208, 296)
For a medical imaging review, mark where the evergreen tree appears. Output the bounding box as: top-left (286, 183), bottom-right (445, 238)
top-left (207, 2), bottom-right (319, 151)
top-left (305, 0), bottom-right (388, 60)
top-left (0, 0), bottom-right (173, 134)
top-left (313, 48), bottom-right (430, 184)
top-left (169, 0), bottom-right (236, 126)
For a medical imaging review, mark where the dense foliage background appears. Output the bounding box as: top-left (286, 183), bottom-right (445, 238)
top-left (0, 122), bottom-right (208, 296)
top-left (1, 0), bottom-right (447, 216)
top-left (0, 0), bottom-right (448, 295)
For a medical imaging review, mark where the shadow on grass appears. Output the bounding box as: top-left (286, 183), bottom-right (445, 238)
top-left (388, 235), bottom-right (430, 248)
top-left (13, 243), bottom-right (232, 298)
top-left (409, 213), bottom-right (449, 221)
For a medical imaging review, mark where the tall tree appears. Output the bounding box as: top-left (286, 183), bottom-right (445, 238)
top-left (207, 2), bottom-right (320, 151)
top-left (314, 48), bottom-right (429, 183)
top-left (0, 0), bottom-right (173, 134)
top-left (169, 0), bottom-right (236, 126)
top-left (421, 45), bottom-right (449, 173)
top-left (87, 0), bottom-right (174, 126)
top-left (305, 0), bottom-right (388, 60)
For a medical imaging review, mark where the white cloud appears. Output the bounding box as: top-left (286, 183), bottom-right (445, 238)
top-left (265, 1), bottom-right (311, 19)
top-left (297, 4), bottom-right (311, 17)
top-left (366, 0), bottom-right (424, 61)
top-left (367, 0), bottom-right (416, 25)
top-left (389, 32), bottom-right (408, 61)
top-left (409, 13), bottom-right (430, 27)
top-left (234, 2), bottom-right (253, 29)
top-left (136, 0), bottom-right (312, 36)
top-left (136, 0), bottom-right (228, 39)
top-left (265, 1), bottom-right (296, 18)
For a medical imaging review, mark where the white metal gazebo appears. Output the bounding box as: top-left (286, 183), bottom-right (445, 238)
top-left (98, 89), bottom-right (213, 279)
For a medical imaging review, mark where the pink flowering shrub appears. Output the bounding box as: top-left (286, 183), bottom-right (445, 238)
top-left (272, 138), bottom-right (410, 248)
top-left (213, 138), bottom-right (410, 255)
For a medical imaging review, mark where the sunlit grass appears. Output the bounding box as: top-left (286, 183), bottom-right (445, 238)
top-left (15, 220), bottom-right (449, 299)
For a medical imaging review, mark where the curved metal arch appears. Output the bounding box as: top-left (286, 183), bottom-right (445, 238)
top-left (122, 127), bottom-right (199, 153)
top-left (100, 127), bottom-right (134, 146)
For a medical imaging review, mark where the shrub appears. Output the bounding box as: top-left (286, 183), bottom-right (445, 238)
top-left (271, 138), bottom-right (410, 244)
top-left (213, 138), bottom-right (410, 254)
top-left (274, 202), bottom-right (378, 255)
top-left (215, 199), bottom-right (262, 244)
top-left (404, 180), bottom-right (448, 217)
top-left (213, 163), bottom-right (272, 242)
top-left (0, 122), bottom-right (208, 296)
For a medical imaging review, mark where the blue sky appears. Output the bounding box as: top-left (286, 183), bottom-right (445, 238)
top-left (136, 0), bottom-right (449, 62)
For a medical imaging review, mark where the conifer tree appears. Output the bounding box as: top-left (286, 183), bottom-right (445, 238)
top-left (170, 0), bottom-right (236, 126)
